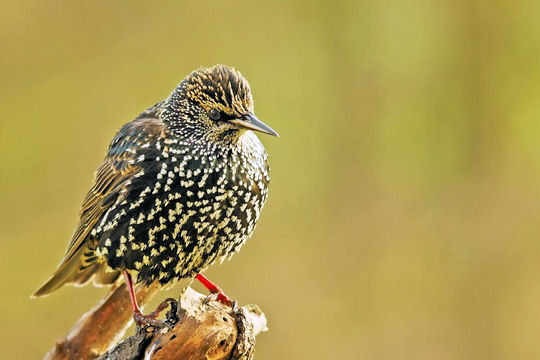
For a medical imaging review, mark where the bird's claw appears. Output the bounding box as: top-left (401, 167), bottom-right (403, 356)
top-left (133, 297), bottom-right (179, 330)
top-left (134, 312), bottom-right (168, 330)
top-left (203, 292), bottom-right (218, 305)
top-left (230, 299), bottom-right (238, 312)
top-left (164, 298), bottom-right (179, 326)
top-left (203, 292), bottom-right (236, 308)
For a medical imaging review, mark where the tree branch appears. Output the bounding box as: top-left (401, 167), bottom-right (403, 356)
top-left (44, 285), bottom-right (267, 360)
top-left (44, 282), bottom-right (160, 360)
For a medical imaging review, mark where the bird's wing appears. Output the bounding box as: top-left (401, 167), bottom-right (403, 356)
top-left (33, 117), bottom-right (164, 296)
top-left (64, 117), bottom-right (165, 264)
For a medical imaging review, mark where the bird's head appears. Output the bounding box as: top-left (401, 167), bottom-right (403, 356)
top-left (163, 65), bottom-right (278, 142)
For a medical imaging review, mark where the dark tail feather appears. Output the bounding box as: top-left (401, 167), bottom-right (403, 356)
top-left (32, 245), bottom-right (117, 297)
top-left (33, 256), bottom-right (85, 297)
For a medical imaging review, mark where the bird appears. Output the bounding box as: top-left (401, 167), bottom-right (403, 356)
top-left (33, 64), bottom-right (278, 326)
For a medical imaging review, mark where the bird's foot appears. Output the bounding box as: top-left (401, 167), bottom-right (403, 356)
top-left (195, 273), bottom-right (236, 308)
top-left (202, 292), bottom-right (237, 309)
top-left (133, 297), bottom-right (178, 329)
top-left (216, 292), bottom-right (236, 308)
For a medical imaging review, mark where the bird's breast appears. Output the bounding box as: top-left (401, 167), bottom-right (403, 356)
top-left (95, 136), bottom-right (270, 284)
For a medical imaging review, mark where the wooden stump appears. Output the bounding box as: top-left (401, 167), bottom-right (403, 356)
top-left (44, 285), bottom-right (267, 360)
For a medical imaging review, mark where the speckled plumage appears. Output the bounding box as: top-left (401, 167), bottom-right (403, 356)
top-left (34, 65), bottom-right (276, 296)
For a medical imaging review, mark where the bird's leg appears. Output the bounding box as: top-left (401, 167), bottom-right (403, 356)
top-left (123, 271), bottom-right (177, 327)
top-left (195, 273), bottom-right (234, 306)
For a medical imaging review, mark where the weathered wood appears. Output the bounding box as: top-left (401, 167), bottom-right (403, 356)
top-left (44, 282), bottom-right (159, 360)
top-left (98, 288), bottom-right (268, 360)
top-left (44, 285), bottom-right (267, 360)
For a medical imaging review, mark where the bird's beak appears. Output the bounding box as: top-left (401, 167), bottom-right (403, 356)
top-left (230, 114), bottom-right (279, 137)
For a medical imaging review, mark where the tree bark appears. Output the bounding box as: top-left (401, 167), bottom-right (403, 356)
top-left (44, 285), bottom-right (267, 360)
top-left (43, 282), bottom-right (159, 359)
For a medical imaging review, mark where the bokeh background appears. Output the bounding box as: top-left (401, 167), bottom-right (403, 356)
top-left (2, 1), bottom-right (540, 359)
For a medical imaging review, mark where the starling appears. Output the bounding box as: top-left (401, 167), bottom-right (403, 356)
top-left (34, 65), bottom-right (278, 325)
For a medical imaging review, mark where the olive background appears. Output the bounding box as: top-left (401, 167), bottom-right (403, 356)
top-left (2, 1), bottom-right (540, 359)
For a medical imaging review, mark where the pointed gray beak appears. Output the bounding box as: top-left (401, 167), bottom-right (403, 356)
top-left (229, 114), bottom-right (279, 137)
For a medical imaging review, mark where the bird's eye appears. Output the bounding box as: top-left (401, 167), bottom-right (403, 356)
top-left (208, 108), bottom-right (221, 120)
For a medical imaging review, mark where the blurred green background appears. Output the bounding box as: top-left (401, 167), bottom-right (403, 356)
top-left (2, 1), bottom-right (540, 359)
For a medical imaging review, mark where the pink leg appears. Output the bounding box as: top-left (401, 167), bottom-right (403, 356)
top-left (123, 270), bottom-right (142, 315)
top-left (195, 273), bottom-right (233, 306)
top-left (123, 271), bottom-right (175, 326)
